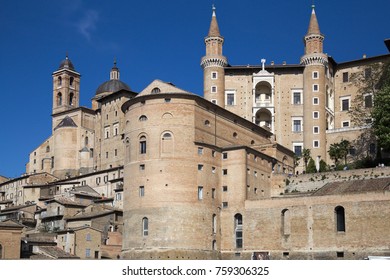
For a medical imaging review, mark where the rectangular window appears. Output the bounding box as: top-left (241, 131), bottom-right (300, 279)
top-left (313, 140), bottom-right (320, 148)
top-left (222, 169), bottom-right (228, 175)
top-left (211, 99), bottom-right (217, 104)
top-left (222, 202), bottom-right (228, 208)
top-left (293, 92), bottom-right (301, 104)
top-left (292, 119), bottom-right (302, 132)
top-left (313, 84), bottom-right (319, 92)
top-left (139, 164), bottom-right (145, 171)
top-left (293, 144), bottom-right (303, 156)
top-left (313, 111), bottom-right (319, 119)
top-left (104, 126), bottom-right (110, 139)
top-left (313, 126), bottom-right (319, 134)
top-left (113, 123), bottom-right (119, 136)
top-left (140, 140), bottom-right (146, 154)
top-left (211, 72), bottom-right (217, 79)
top-left (198, 186), bottom-right (203, 200)
top-left (342, 121), bottom-right (350, 127)
top-left (85, 249), bottom-right (91, 258)
top-left (211, 86), bottom-right (217, 93)
top-left (114, 149), bottom-right (117, 156)
top-left (212, 166), bottom-right (216, 173)
top-left (222, 152), bottom-right (228, 159)
top-left (212, 188), bottom-right (216, 199)
top-left (139, 186), bottom-right (145, 197)
top-left (313, 97), bottom-right (319, 105)
top-left (198, 164), bottom-right (204, 171)
top-left (198, 147), bottom-right (203, 155)
top-left (222, 186), bottom-right (228, 192)
top-left (342, 72), bottom-right (349, 83)
top-left (364, 95), bottom-right (373, 108)
top-left (341, 98), bottom-right (350, 111)
top-left (226, 93), bottom-right (235, 106)
top-left (225, 91), bottom-right (236, 106)
top-left (312, 71), bottom-right (319, 79)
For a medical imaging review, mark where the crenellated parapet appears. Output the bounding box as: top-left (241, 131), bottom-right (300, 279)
top-left (200, 56), bottom-right (228, 69)
top-left (300, 53), bottom-right (328, 66)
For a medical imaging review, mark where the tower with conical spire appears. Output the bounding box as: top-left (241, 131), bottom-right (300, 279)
top-left (201, 5), bottom-right (228, 106)
top-left (300, 5), bottom-right (328, 163)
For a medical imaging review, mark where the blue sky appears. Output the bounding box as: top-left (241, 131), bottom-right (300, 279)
top-left (1, 0), bottom-right (389, 178)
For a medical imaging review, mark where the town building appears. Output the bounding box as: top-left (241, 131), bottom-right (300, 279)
top-left (201, 6), bottom-right (390, 171)
top-left (0, 5), bottom-right (389, 260)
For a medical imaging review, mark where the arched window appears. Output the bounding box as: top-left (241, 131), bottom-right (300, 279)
top-left (335, 206), bottom-right (345, 232)
top-left (139, 115), bottom-right (148, 121)
top-left (139, 136), bottom-right (147, 154)
top-left (69, 92), bottom-right (74, 105)
top-left (212, 240), bottom-right (216, 250)
top-left (204, 120), bottom-right (210, 126)
top-left (70, 77), bottom-right (74, 86)
top-left (84, 136), bottom-right (89, 146)
top-left (281, 209), bottom-right (291, 235)
top-left (142, 217), bottom-right (149, 236)
top-left (57, 77), bottom-right (62, 87)
top-left (161, 132), bottom-right (173, 154)
top-left (151, 87), bottom-right (161, 94)
top-left (234, 213), bottom-right (243, 249)
top-left (46, 146), bottom-right (50, 153)
top-left (57, 92), bottom-right (62, 106)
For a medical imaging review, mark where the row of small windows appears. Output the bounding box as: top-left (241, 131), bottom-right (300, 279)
top-left (57, 76), bottom-right (75, 87)
top-left (104, 124), bottom-right (120, 139)
top-left (56, 92), bottom-right (75, 106)
top-left (138, 132), bottom-right (173, 155)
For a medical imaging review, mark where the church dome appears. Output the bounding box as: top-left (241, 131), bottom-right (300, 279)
top-left (58, 55), bottom-right (75, 70)
top-left (95, 79), bottom-right (131, 95)
top-left (95, 61), bottom-right (131, 95)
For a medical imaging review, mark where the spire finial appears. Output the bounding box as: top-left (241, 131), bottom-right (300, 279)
top-left (212, 4), bottom-right (216, 16)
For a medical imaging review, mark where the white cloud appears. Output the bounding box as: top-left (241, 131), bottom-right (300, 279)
top-left (77, 10), bottom-right (99, 41)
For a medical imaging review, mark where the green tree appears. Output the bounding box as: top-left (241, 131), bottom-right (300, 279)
top-left (348, 63), bottom-right (384, 126)
top-left (302, 148), bottom-right (311, 172)
top-left (339, 139), bottom-right (351, 165)
top-left (372, 84), bottom-right (390, 151)
top-left (319, 159), bottom-right (328, 172)
top-left (372, 62), bottom-right (390, 154)
top-left (328, 140), bottom-right (351, 165)
top-left (306, 158), bottom-right (317, 173)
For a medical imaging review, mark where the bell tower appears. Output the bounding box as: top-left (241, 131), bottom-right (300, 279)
top-left (201, 5), bottom-right (228, 106)
top-left (52, 55), bottom-right (80, 115)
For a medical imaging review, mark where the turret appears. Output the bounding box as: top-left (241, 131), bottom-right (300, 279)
top-left (201, 6), bottom-right (228, 106)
